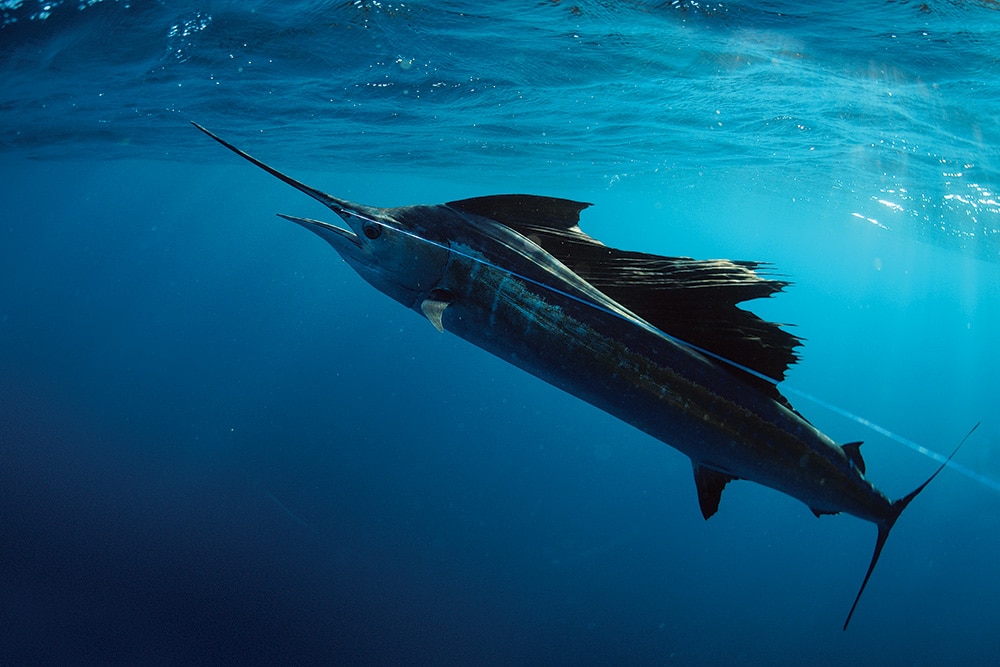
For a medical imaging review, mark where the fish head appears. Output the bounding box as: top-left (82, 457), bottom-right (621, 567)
top-left (279, 202), bottom-right (450, 308)
top-left (192, 123), bottom-right (450, 307)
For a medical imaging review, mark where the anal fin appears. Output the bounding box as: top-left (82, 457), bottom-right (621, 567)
top-left (692, 463), bottom-right (736, 520)
top-left (810, 507), bottom-right (839, 518)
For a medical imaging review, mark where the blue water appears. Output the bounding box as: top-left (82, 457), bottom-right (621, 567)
top-left (2, 1), bottom-right (999, 664)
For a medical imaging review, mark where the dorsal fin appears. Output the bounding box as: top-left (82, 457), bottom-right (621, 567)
top-left (507, 220), bottom-right (799, 401)
top-left (572, 247), bottom-right (800, 387)
top-left (448, 195), bottom-right (802, 404)
top-left (448, 194), bottom-right (592, 231)
top-left (842, 441), bottom-right (865, 474)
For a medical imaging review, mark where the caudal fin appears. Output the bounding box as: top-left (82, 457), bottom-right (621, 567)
top-left (842, 422), bottom-right (980, 631)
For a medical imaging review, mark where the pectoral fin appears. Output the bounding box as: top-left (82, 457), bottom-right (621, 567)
top-left (420, 291), bottom-right (453, 333)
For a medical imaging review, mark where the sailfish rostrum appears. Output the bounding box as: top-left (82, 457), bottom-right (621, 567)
top-left (193, 122), bottom-right (971, 629)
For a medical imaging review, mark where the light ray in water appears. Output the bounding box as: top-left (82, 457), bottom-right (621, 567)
top-left (319, 207), bottom-right (994, 490)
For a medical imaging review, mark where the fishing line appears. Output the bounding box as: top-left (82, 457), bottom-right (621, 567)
top-left (325, 207), bottom-right (994, 491)
top-left (266, 490), bottom-right (322, 537)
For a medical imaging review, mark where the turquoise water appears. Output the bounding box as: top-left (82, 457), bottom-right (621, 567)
top-left (2, 1), bottom-right (999, 664)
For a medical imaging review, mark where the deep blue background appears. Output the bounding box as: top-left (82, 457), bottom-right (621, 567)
top-left (2, 1), bottom-right (999, 664)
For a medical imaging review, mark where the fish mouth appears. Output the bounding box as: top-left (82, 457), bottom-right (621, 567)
top-left (191, 122), bottom-right (374, 252)
top-left (277, 213), bottom-right (361, 250)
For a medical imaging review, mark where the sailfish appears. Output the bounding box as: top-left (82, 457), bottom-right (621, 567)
top-left (192, 122), bottom-right (970, 629)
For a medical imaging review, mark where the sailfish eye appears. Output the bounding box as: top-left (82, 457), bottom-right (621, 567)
top-left (362, 223), bottom-right (382, 240)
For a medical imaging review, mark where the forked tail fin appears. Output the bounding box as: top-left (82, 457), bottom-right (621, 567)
top-left (843, 422), bottom-right (980, 630)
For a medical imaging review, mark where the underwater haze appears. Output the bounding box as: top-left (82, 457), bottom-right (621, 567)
top-left (2, 1), bottom-right (999, 664)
